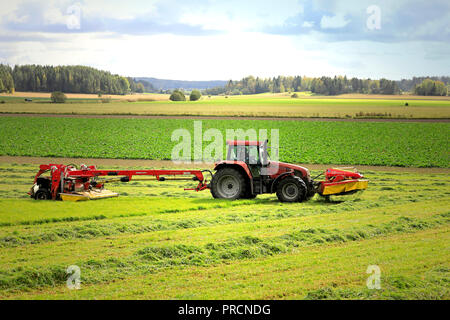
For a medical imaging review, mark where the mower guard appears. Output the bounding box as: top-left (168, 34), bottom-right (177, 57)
top-left (60, 189), bottom-right (119, 201)
top-left (317, 168), bottom-right (368, 196)
top-left (319, 179), bottom-right (368, 196)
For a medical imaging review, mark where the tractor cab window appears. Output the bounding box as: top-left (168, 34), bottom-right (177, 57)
top-left (228, 145), bottom-right (260, 165)
top-left (228, 146), bottom-right (244, 161)
top-left (248, 146), bottom-right (260, 165)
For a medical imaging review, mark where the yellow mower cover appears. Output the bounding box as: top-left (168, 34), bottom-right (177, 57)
top-left (318, 167), bottom-right (369, 196)
top-left (321, 179), bottom-right (369, 196)
top-left (60, 189), bottom-right (118, 201)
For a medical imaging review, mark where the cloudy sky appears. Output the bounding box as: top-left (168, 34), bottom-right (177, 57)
top-left (0, 0), bottom-right (449, 80)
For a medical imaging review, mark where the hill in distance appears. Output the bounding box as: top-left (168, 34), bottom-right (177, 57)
top-left (136, 77), bottom-right (227, 91)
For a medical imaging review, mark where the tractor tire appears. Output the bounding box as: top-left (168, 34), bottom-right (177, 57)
top-left (210, 168), bottom-right (246, 200)
top-left (34, 189), bottom-right (51, 200)
top-left (276, 177), bottom-right (307, 203)
top-left (305, 182), bottom-right (316, 200)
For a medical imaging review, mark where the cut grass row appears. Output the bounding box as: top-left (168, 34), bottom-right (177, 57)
top-left (0, 162), bottom-right (448, 299)
top-left (11, 227), bottom-right (443, 300)
top-left (0, 117), bottom-right (448, 167)
top-left (1, 220), bottom-right (448, 299)
top-left (2, 194), bottom-right (447, 247)
top-left (2, 197), bottom-right (447, 266)
top-left (0, 163), bottom-right (448, 227)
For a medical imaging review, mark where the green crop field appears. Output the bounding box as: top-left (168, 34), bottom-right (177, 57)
top-left (0, 162), bottom-right (448, 300)
top-left (0, 117), bottom-right (448, 167)
top-left (1, 93), bottom-right (450, 118)
top-left (0, 110), bottom-right (448, 300)
top-left (1, 0), bottom-right (449, 304)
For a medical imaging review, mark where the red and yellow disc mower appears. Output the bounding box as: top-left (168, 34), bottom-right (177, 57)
top-left (29, 140), bottom-right (368, 202)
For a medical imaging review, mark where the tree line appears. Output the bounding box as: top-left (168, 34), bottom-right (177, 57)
top-left (1, 63), bottom-right (448, 97)
top-left (204, 75), bottom-right (402, 96)
top-left (398, 76), bottom-right (450, 92)
top-left (0, 65), bottom-right (14, 93)
top-left (0, 64), bottom-right (154, 95)
top-left (204, 75), bottom-right (450, 96)
top-left (414, 79), bottom-right (448, 96)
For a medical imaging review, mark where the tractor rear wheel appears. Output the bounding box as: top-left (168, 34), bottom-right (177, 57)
top-left (276, 177), bottom-right (306, 203)
top-left (34, 189), bottom-right (51, 200)
top-left (211, 168), bottom-right (246, 200)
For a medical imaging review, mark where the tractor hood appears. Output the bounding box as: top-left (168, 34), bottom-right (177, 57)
top-left (268, 161), bottom-right (310, 179)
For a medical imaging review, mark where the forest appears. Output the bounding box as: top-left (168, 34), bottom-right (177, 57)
top-left (398, 76), bottom-right (450, 92)
top-left (0, 64), bottom-right (154, 95)
top-left (204, 76), bottom-right (450, 96)
top-left (413, 79), bottom-right (448, 96)
top-left (1, 64), bottom-right (449, 96)
top-left (205, 75), bottom-right (403, 96)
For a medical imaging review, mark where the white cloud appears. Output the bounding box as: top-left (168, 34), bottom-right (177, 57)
top-left (78, 0), bottom-right (159, 20)
top-left (0, 0), bottom-right (448, 80)
top-left (320, 14), bottom-right (350, 29)
top-left (0, 31), bottom-right (344, 79)
top-left (179, 0), bottom-right (303, 32)
top-left (43, 6), bottom-right (68, 25)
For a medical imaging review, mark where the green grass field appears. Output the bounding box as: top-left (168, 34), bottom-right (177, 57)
top-left (1, 93), bottom-right (449, 118)
top-left (0, 117), bottom-right (448, 167)
top-left (0, 162), bottom-right (448, 299)
top-left (0, 95), bottom-right (449, 300)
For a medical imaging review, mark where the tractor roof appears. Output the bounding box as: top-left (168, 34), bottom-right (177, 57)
top-left (226, 140), bottom-right (266, 146)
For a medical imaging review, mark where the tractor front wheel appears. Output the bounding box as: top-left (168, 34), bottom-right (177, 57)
top-left (34, 189), bottom-right (51, 200)
top-left (276, 177), bottom-right (306, 203)
top-left (211, 168), bottom-right (246, 200)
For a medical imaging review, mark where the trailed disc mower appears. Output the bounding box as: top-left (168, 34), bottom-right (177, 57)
top-left (29, 140), bottom-right (368, 202)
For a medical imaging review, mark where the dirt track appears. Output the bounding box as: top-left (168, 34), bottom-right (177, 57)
top-left (1, 156), bottom-right (448, 173)
top-left (1, 113), bottom-right (449, 122)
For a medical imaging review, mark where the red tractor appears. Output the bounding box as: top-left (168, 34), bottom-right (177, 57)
top-left (29, 140), bottom-right (368, 202)
top-left (210, 140), bottom-right (367, 202)
top-left (210, 140), bottom-right (314, 202)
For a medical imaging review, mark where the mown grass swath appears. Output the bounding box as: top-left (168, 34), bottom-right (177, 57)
top-left (0, 162), bottom-right (448, 299)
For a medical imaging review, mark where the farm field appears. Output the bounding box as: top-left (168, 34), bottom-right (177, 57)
top-left (0, 161), bottom-right (448, 300)
top-left (0, 116), bottom-right (448, 167)
top-left (2, 0), bottom-right (449, 304)
top-left (1, 93), bottom-right (450, 119)
top-left (0, 108), bottom-right (448, 300)
top-left (0, 92), bottom-right (170, 101)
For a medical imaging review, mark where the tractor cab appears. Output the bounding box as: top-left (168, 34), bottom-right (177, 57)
top-left (213, 140), bottom-right (316, 201)
top-left (226, 140), bottom-right (271, 179)
top-left (226, 140), bottom-right (269, 167)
